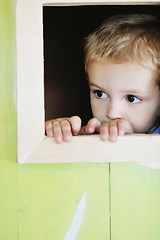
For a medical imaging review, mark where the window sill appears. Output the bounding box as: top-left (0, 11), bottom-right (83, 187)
top-left (20, 134), bottom-right (160, 167)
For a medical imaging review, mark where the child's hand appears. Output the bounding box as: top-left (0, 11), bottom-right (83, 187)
top-left (82, 118), bottom-right (134, 142)
top-left (45, 116), bottom-right (81, 143)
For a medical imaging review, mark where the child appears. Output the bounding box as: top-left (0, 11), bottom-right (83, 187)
top-left (45, 13), bottom-right (160, 143)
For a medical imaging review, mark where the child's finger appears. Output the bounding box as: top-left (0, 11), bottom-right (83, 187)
top-left (52, 120), bottom-right (63, 144)
top-left (108, 121), bottom-right (118, 142)
top-left (100, 122), bottom-right (109, 141)
top-left (117, 120), bottom-right (126, 136)
top-left (117, 119), bottom-right (134, 135)
top-left (45, 121), bottom-right (54, 137)
top-left (60, 119), bottom-right (72, 142)
top-left (69, 116), bottom-right (82, 135)
top-left (85, 118), bottom-right (101, 133)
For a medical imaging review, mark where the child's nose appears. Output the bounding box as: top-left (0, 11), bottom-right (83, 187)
top-left (106, 101), bottom-right (123, 120)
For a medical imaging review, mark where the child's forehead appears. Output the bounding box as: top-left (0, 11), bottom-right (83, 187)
top-left (88, 60), bottom-right (152, 76)
top-left (87, 60), bottom-right (158, 90)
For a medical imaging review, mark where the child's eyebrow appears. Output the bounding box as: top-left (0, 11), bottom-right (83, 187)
top-left (89, 83), bottom-right (103, 89)
top-left (122, 89), bottom-right (149, 96)
top-left (89, 83), bottom-right (109, 93)
top-left (89, 83), bottom-right (149, 96)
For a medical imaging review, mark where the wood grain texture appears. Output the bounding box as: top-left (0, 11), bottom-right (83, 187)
top-left (0, 0), bottom-right (18, 239)
top-left (18, 163), bottom-right (110, 240)
top-left (25, 135), bottom-right (160, 164)
top-left (43, 0), bottom-right (160, 6)
top-left (16, 0), bottom-right (44, 162)
top-left (0, 0), bottom-right (16, 161)
top-left (110, 163), bottom-right (160, 240)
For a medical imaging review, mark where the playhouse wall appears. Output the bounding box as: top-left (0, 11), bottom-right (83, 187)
top-left (1, 1), bottom-right (160, 240)
top-left (18, 163), bottom-right (110, 240)
top-left (0, 0), bottom-right (18, 239)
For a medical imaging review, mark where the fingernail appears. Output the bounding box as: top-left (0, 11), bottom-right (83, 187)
top-left (55, 137), bottom-right (62, 144)
top-left (48, 132), bottom-right (53, 137)
top-left (110, 136), bottom-right (117, 142)
top-left (73, 132), bottom-right (78, 136)
top-left (119, 130), bottom-right (124, 136)
top-left (101, 135), bottom-right (108, 141)
top-left (88, 127), bottom-right (94, 132)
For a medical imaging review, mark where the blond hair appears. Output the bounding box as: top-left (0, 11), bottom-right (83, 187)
top-left (84, 14), bottom-right (160, 84)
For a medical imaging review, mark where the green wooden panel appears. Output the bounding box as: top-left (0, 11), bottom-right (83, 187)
top-left (18, 163), bottom-right (110, 240)
top-left (0, 161), bottom-right (18, 240)
top-left (0, 0), bottom-right (16, 161)
top-left (0, 0), bottom-right (18, 239)
top-left (111, 163), bottom-right (160, 240)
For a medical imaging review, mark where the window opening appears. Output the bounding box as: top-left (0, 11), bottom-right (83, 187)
top-left (43, 5), bottom-right (160, 126)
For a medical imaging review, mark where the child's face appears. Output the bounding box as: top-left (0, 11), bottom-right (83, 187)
top-left (88, 61), bottom-right (160, 133)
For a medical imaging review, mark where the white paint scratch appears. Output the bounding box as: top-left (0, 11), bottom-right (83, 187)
top-left (139, 162), bottom-right (160, 169)
top-left (64, 192), bottom-right (87, 240)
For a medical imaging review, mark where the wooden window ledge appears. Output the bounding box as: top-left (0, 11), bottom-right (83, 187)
top-left (21, 134), bottom-right (160, 168)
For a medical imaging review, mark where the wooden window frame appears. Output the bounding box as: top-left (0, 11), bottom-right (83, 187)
top-left (16, 0), bottom-right (160, 165)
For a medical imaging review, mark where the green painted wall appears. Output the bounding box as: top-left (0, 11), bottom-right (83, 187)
top-left (0, 1), bottom-right (160, 239)
top-left (111, 163), bottom-right (160, 240)
top-left (18, 163), bottom-right (110, 240)
top-left (17, 162), bottom-right (160, 240)
top-left (0, 0), bottom-right (18, 239)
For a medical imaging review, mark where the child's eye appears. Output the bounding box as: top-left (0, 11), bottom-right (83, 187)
top-left (94, 90), bottom-right (108, 99)
top-left (126, 95), bottom-right (141, 103)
